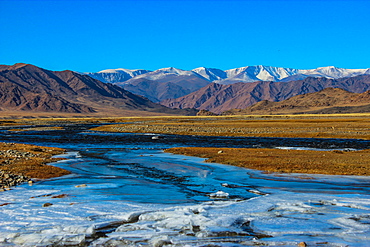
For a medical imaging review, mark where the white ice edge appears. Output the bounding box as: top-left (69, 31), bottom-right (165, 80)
top-left (275, 146), bottom-right (358, 151)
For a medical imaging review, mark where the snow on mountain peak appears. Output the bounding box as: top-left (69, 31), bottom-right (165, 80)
top-left (98, 68), bottom-right (129, 74)
top-left (97, 68), bottom-right (150, 74)
top-left (86, 65), bottom-right (370, 85)
top-left (316, 66), bottom-right (337, 70)
top-left (157, 67), bottom-right (191, 75)
top-left (299, 66), bottom-right (369, 79)
top-left (129, 67), bottom-right (207, 81)
top-left (192, 67), bottom-right (227, 81)
top-left (85, 68), bottom-right (151, 84)
top-left (221, 66), bottom-right (299, 83)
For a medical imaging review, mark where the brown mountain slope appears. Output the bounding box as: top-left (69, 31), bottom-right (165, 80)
top-left (120, 75), bottom-right (211, 102)
top-left (160, 75), bottom-right (370, 114)
top-left (121, 78), bottom-right (198, 103)
top-left (0, 63), bottom-right (194, 116)
top-left (223, 88), bottom-right (370, 115)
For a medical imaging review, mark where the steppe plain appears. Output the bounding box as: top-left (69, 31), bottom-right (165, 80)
top-left (1, 113), bottom-right (369, 187)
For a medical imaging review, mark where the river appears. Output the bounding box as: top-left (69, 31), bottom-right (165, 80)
top-left (0, 123), bottom-right (369, 246)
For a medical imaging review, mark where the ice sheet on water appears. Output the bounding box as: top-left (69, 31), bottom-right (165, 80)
top-left (276, 146), bottom-right (358, 151)
top-left (52, 151), bottom-right (81, 159)
top-left (2, 185), bottom-right (370, 246)
top-left (2, 150), bottom-right (370, 246)
top-left (0, 185), bottom-right (166, 246)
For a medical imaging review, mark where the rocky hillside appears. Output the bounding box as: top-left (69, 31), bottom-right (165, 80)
top-left (118, 68), bottom-right (211, 102)
top-left (223, 88), bottom-right (370, 115)
top-left (161, 75), bottom-right (370, 114)
top-left (0, 63), bottom-right (194, 115)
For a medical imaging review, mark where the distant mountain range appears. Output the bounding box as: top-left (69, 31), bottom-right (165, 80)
top-left (0, 63), bottom-right (194, 116)
top-left (86, 67), bottom-right (210, 102)
top-left (86, 65), bottom-right (370, 102)
top-left (2, 63), bottom-right (370, 117)
top-left (87, 65), bottom-right (370, 84)
top-left (161, 75), bottom-right (370, 114)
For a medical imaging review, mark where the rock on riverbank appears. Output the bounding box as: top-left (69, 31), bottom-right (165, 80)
top-left (0, 142), bottom-right (70, 191)
top-left (0, 170), bottom-right (30, 191)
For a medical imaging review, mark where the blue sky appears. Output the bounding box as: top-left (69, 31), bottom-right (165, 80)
top-left (1, 0), bottom-right (369, 72)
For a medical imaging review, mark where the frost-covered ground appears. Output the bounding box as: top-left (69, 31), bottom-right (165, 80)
top-left (1, 150), bottom-right (370, 247)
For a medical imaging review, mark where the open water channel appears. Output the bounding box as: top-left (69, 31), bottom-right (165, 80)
top-left (0, 123), bottom-right (370, 246)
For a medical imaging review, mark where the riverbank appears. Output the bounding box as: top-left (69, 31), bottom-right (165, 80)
top-left (2, 114), bottom-right (370, 177)
top-left (0, 142), bottom-right (70, 191)
top-left (92, 115), bottom-right (370, 175)
top-left (165, 147), bottom-right (370, 176)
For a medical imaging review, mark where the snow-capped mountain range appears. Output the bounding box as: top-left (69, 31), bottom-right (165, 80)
top-left (84, 65), bottom-right (370, 103)
top-left (86, 65), bottom-right (370, 85)
top-left (85, 68), bottom-right (151, 84)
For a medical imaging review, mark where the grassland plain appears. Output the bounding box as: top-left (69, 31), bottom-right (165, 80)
top-left (91, 114), bottom-right (370, 140)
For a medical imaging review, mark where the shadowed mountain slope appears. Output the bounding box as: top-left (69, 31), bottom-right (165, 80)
top-left (118, 68), bottom-right (211, 102)
top-left (0, 63), bottom-right (194, 115)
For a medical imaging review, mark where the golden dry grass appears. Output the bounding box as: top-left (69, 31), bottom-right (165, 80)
top-left (91, 115), bottom-right (370, 140)
top-left (165, 147), bottom-right (370, 176)
top-left (0, 143), bottom-right (70, 179)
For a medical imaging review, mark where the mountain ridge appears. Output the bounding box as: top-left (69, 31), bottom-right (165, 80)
top-left (160, 75), bottom-right (370, 114)
top-left (85, 65), bottom-right (370, 102)
top-left (222, 87), bottom-right (370, 115)
top-left (86, 65), bottom-right (370, 84)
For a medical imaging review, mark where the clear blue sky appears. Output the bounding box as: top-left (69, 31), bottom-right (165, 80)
top-left (1, 0), bottom-right (369, 72)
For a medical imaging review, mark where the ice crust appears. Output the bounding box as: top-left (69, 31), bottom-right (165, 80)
top-left (2, 184), bottom-right (370, 246)
top-left (1, 152), bottom-right (370, 246)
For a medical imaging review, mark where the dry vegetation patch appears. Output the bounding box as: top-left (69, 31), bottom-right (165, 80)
top-left (0, 142), bottom-right (70, 180)
top-left (165, 147), bottom-right (370, 176)
top-left (91, 115), bottom-right (370, 140)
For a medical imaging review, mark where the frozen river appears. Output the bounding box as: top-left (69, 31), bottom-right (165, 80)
top-left (0, 124), bottom-right (370, 246)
